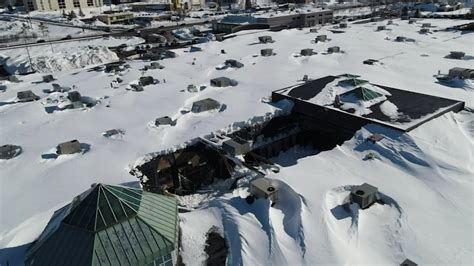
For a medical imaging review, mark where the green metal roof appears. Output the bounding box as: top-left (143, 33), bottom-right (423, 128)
top-left (341, 87), bottom-right (384, 102)
top-left (338, 78), bottom-right (369, 87)
top-left (26, 184), bottom-right (178, 266)
top-left (338, 73), bottom-right (361, 79)
top-left (62, 184), bottom-right (141, 232)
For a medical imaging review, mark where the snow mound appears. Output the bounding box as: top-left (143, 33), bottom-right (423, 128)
top-left (379, 100), bottom-right (400, 119)
top-left (269, 179), bottom-right (308, 261)
top-left (172, 28), bottom-right (195, 40)
top-left (1, 46), bottom-right (118, 74)
top-left (31, 46), bottom-right (118, 73)
top-left (204, 179), bottom-right (308, 265)
top-left (323, 185), bottom-right (408, 264)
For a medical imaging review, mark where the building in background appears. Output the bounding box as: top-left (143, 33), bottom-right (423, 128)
top-left (23, 0), bottom-right (104, 11)
top-left (129, 1), bottom-right (172, 12)
top-left (214, 9), bottom-right (334, 34)
top-left (95, 11), bottom-right (134, 24)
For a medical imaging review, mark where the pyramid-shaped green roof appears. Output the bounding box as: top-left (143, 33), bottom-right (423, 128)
top-left (62, 184), bottom-right (140, 232)
top-left (26, 184), bottom-right (178, 266)
top-left (341, 86), bottom-right (384, 102)
top-left (338, 73), bottom-right (361, 79)
top-left (338, 78), bottom-right (369, 87)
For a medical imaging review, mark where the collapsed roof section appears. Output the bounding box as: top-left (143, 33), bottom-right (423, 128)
top-left (132, 140), bottom-right (236, 195)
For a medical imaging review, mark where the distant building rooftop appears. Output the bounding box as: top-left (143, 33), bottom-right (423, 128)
top-left (253, 8), bottom-right (331, 19)
top-left (220, 15), bottom-right (258, 25)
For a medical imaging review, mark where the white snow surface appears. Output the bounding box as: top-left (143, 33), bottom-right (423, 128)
top-left (0, 19), bottom-right (99, 40)
top-left (31, 46), bottom-right (118, 73)
top-left (0, 18), bottom-right (473, 265)
top-left (0, 37), bottom-right (144, 74)
top-left (379, 100), bottom-right (399, 119)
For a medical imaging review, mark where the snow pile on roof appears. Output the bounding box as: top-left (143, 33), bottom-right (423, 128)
top-left (379, 100), bottom-right (400, 119)
top-left (339, 84), bottom-right (390, 116)
top-left (36, 46), bottom-right (117, 73)
top-left (305, 78), bottom-right (341, 106)
top-left (305, 77), bottom-right (391, 114)
top-left (1, 46), bottom-right (118, 74)
top-left (172, 28), bottom-right (195, 40)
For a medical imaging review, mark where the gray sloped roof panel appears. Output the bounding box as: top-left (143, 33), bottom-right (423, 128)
top-left (27, 224), bottom-right (94, 266)
top-left (25, 205), bottom-right (70, 260)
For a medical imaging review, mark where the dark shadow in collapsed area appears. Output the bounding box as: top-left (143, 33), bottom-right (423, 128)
top-left (205, 227), bottom-right (228, 266)
top-left (132, 110), bottom-right (355, 195)
top-left (132, 140), bottom-right (236, 196)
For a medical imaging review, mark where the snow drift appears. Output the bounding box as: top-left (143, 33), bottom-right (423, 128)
top-left (1, 46), bottom-right (118, 74)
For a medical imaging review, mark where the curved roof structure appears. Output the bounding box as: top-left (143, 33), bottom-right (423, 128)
top-left (25, 184), bottom-right (178, 266)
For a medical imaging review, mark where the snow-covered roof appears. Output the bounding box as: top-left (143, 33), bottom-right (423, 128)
top-left (220, 15), bottom-right (258, 25)
top-left (274, 75), bottom-right (465, 131)
top-left (254, 7), bottom-right (330, 19)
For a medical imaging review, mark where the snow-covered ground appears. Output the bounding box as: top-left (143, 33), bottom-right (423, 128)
top-left (0, 18), bottom-right (473, 265)
top-left (0, 17), bottom-right (105, 44)
top-left (421, 7), bottom-right (473, 16)
top-left (333, 6), bottom-right (375, 17)
top-left (20, 5), bottom-right (122, 21)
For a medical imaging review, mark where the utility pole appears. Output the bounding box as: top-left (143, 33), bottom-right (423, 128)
top-left (47, 32), bottom-right (54, 54)
top-left (39, 23), bottom-right (54, 53)
top-left (22, 29), bottom-right (34, 73)
top-left (26, 10), bottom-right (33, 29)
